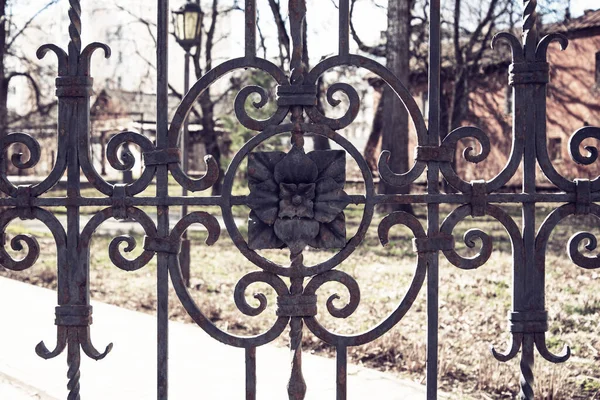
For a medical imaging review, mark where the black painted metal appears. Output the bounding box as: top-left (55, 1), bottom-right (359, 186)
top-left (1, 0), bottom-right (599, 399)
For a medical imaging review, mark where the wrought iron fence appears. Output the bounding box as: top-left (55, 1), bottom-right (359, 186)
top-left (1, 0), bottom-right (599, 399)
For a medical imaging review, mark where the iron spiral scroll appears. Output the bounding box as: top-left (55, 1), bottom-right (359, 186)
top-left (0, 0), bottom-right (599, 399)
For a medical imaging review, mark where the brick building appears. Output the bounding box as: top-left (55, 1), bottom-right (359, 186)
top-left (461, 8), bottom-right (600, 186)
top-left (366, 9), bottom-right (600, 188)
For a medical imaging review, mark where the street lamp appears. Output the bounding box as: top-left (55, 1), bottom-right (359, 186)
top-left (173, 0), bottom-right (204, 287)
top-left (173, 1), bottom-right (204, 52)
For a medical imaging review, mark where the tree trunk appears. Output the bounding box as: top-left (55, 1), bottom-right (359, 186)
top-left (267, 0), bottom-right (290, 68)
top-left (379, 0), bottom-right (412, 213)
top-left (193, 0), bottom-right (223, 196)
top-left (313, 76), bottom-right (331, 150)
top-left (439, 81), bottom-right (454, 192)
top-left (199, 91), bottom-right (222, 195)
top-left (0, 0), bottom-right (7, 143)
top-left (0, 0), bottom-right (7, 243)
top-left (364, 90), bottom-right (384, 174)
top-left (451, 69), bottom-right (469, 132)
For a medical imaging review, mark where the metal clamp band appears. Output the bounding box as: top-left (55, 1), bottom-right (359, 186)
top-left (414, 146), bottom-right (454, 163)
top-left (55, 76), bottom-right (94, 97)
top-left (575, 179), bottom-right (591, 215)
top-left (143, 236), bottom-right (181, 255)
top-left (112, 184), bottom-right (128, 220)
top-left (55, 305), bottom-right (93, 326)
top-left (412, 233), bottom-right (455, 253)
top-left (470, 180), bottom-right (487, 217)
top-left (509, 62), bottom-right (550, 85)
top-left (277, 85), bottom-right (318, 107)
top-left (509, 311), bottom-right (548, 333)
top-left (16, 185), bottom-right (34, 220)
top-left (143, 148), bottom-right (181, 167)
top-left (276, 294), bottom-right (318, 317)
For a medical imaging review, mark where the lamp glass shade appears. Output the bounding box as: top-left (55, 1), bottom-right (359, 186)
top-left (184, 11), bottom-right (199, 41)
top-left (173, 2), bottom-right (203, 48)
top-left (174, 12), bottom-right (186, 41)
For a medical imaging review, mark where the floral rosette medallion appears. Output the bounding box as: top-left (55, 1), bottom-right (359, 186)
top-left (246, 145), bottom-right (351, 254)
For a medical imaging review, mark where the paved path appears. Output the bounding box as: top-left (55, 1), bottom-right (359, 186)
top-left (0, 277), bottom-right (443, 399)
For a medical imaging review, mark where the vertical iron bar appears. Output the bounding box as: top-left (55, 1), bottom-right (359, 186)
top-left (338, 0), bottom-right (350, 59)
top-left (66, 102), bottom-right (82, 399)
top-left (157, 0), bottom-right (170, 398)
top-left (245, 347), bottom-right (257, 400)
top-left (289, 0), bottom-right (307, 76)
top-left (180, 51), bottom-right (191, 287)
top-left (426, 0), bottom-right (441, 399)
top-left (66, 2), bottom-right (85, 398)
top-left (182, 51), bottom-right (190, 193)
top-left (336, 345), bottom-right (347, 400)
top-left (56, 90), bottom-right (69, 306)
top-left (245, 0), bottom-right (257, 58)
top-left (519, 2), bottom-right (539, 398)
top-left (427, 0), bottom-right (441, 141)
top-left (287, 275), bottom-right (306, 400)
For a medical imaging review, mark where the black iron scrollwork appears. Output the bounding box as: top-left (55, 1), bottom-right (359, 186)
top-left (1, 0), bottom-right (599, 399)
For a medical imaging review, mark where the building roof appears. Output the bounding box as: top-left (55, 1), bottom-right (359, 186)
top-left (9, 84), bottom-right (236, 141)
top-left (546, 8), bottom-right (600, 35)
top-left (365, 8), bottom-right (600, 89)
top-left (91, 89), bottom-right (193, 124)
top-left (8, 103), bottom-right (58, 132)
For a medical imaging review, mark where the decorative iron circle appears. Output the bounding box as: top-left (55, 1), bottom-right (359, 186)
top-left (220, 123), bottom-right (375, 278)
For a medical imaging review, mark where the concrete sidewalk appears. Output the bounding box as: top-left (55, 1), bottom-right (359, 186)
top-left (0, 277), bottom-right (436, 399)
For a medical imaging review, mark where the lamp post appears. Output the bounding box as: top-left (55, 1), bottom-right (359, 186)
top-left (173, 0), bottom-right (204, 287)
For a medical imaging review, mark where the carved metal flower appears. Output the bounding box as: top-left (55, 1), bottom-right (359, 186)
top-left (247, 146), bottom-right (350, 254)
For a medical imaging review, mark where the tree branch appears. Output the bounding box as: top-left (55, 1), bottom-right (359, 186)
top-left (6, 0), bottom-right (59, 49)
top-left (6, 71), bottom-right (42, 112)
top-left (349, 0), bottom-right (386, 57)
top-left (267, 0), bottom-right (291, 67)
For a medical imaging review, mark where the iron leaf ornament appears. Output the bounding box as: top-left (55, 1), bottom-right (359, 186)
top-left (247, 146), bottom-right (350, 253)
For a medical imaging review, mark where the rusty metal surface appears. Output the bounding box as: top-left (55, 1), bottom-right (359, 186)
top-left (0, 0), bottom-right (599, 399)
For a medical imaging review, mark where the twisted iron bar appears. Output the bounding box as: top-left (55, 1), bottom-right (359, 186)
top-left (66, 339), bottom-right (81, 400)
top-left (522, 0), bottom-right (537, 58)
top-left (68, 0), bottom-right (82, 56)
top-left (520, 335), bottom-right (535, 400)
top-left (522, 0), bottom-right (537, 33)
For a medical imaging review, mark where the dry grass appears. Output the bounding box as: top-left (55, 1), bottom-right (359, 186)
top-left (1, 203), bottom-right (599, 399)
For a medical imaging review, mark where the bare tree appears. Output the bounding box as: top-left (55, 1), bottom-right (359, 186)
top-left (1, 0), bottom-right (59, 140)
top-left (267, 0), bottom-right (291, 68)
top-left (0, 0), bottom-right (61, 181)
top-left (379, 0), bottom-right (413, 212)
top-left (192, 0), bottom-right (225, 195)
top-left (351, 0), bottom-right (566, 192)
top-left (116, 0), bottom-right (244, 195)
top-left (350, 0), bottom-right (407, 182)
top-left (349, 0), bottom-right (413, 211)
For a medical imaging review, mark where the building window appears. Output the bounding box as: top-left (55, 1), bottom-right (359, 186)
top-left (421, 92), bottom-right (429, 120)
top-left (596, 51), bottom-right (600, 85)
top-left (505, 85), bottom-right (513, 115)
top-left (549, 138), bottom-right (562, 162)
